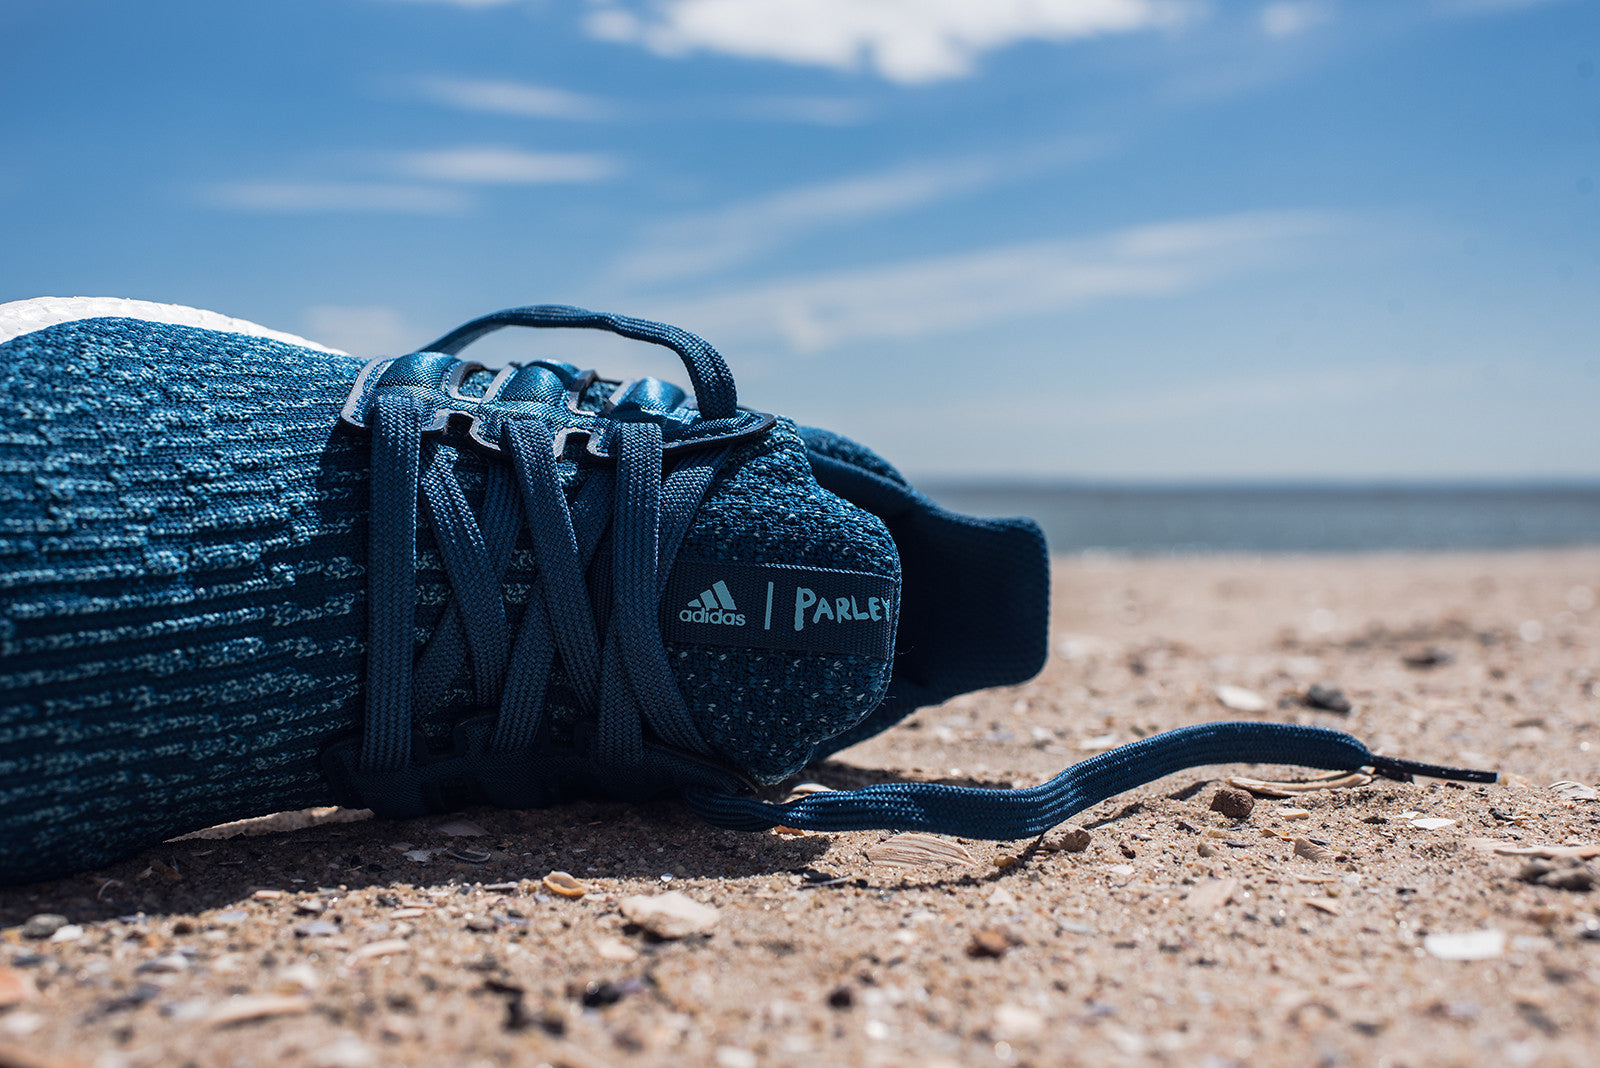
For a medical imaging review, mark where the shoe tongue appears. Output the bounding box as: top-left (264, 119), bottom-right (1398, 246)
top-left (662, 425), bottom-right (902, 783)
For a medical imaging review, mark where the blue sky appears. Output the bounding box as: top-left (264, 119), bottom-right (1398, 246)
top-left (2, 0), bottom-right (1596, 479)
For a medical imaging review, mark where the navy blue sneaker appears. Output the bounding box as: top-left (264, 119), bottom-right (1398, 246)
top-left (0, 298), bottom-right (1492, 884)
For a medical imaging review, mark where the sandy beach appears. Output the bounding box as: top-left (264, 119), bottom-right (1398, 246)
top-left (3, 548), bottom-right (1598, 1068)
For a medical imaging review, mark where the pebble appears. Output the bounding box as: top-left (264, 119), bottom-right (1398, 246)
top-left (1410, 817), bottom-right (1456, 831)
top-left (1215, 685), bottom-right (1268, 712)
top-left (465, 916), bottom-right (497, 933)
top-left (715, 1047), bottom-right (757, 1068)
top-left (48, 924), bottom-right (84, 943)
top-left (1303, 683), bottom-right (1352, 714)
top-left (137, 953), bottom-right (191, 974)
top-left (19, 914), bottom-right (67, 940)
top-left (1402, 647), bottom-right (1452, 669)
top-left (294, 920), bottom-right (340, 938)
top-left (1518, 861), bottom-right (1595, 891)
top-left (619, 891), bottom-right (720, 939)
top-left (595, 937), bottom-right (639, 963)
top-left (1423, 929), bottom-right (1505, 961)
top-left (295, 899), bottom-right (327, 915)
top-left (1210, 787), bottom-right (1255, 820)
top-left (966, 927), bottom-right (1020, 959)
top-left (1042, 827), bottom-right (1092, 853)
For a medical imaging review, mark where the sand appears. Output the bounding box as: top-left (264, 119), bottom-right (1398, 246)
top-left (3, 549), bottom-right (1598, 1068)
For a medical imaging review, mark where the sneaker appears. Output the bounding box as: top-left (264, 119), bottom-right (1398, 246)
top-left (0, 298), bottom-right (1491, 884)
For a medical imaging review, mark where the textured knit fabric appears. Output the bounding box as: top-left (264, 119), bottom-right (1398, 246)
top-left (0, 315), bottom-right (902, 883)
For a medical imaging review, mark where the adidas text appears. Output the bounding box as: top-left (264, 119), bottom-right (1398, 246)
top-left (681, 580), bottom-right (746, 626)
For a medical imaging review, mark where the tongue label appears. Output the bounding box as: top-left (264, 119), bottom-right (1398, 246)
top-left (663, 559), bottom-right (897, 658)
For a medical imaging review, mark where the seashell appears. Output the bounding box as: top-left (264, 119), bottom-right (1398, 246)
top-left (865, 832), bottom-right (976, 869)
top-left (1293, 837), bottom-right (1335, 862)
top-left (542, 871), bottom-right (587, 899)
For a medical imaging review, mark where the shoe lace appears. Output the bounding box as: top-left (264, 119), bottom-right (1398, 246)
top-left (354, 307), bottom-right (747, 794)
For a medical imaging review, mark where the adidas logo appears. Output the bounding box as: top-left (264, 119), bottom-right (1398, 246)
top-left (679, 579), bottom-right (746, 626)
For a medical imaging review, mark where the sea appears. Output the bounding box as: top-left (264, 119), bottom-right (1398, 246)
top-left (921, 483), bottom-right (1600, 555)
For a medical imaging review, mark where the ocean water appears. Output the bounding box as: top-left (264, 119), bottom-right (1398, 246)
top-left (923, 483), bottom-right (1600, 554)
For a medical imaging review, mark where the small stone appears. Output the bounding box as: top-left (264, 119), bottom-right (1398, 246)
top-left (1424, 929), bottom-right (1505, 961)
top-left (1402, 647), bottom-right (1452, 669)
top-left (594, 937), bottom-right (639, 963)
top-left (1215, 685), bottom-right (1267, 712)
top-left (19, 914), bottom-right (67, 940)
top-left (465, 916), bottom-right (497, 933)
top-left (966, 927), bottom-right (1020, 959)
top-left (47, 924), bottom-right (83, 943)
top-left (1303, 683), bottom-right (1352, 714)
top-left (1042, 827), bottom-right (1092, 853)
top-left (294, 920), bottom-right (340, 938)
top-left (993, 1003), bottom-right (1044, 1040)
top-left (137, 953), bottom-right (191, 974)
top-left (1211, 787), bottom-right (1255, 820)
top-left (619, 891), bottom-right (720, 939)
top-left (295, 899), bottom-right (327, 915)
top-left (1410, 817), bottom-right (1456, 831)
top-left (1197, 842), bottom-right (1219, 858)
top-left (715, 1047), bottom-right (757, 1068)
top-left (826, 985), bottom-right (854, 1009)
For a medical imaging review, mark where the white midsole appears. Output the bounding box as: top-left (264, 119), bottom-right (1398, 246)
top-left (0, 296), bottom-right (345, 353)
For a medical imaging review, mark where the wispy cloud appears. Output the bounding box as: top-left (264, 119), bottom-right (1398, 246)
top-left (203, 182), bottom-right (471, 213)
top-left (586, 0), bottom-right (1194, 84)
top-left (615, 159), bottom-right (1000, 284)
top-left (416, 76), bottom-right (617, 120)
top-left (647, 210), bottom-right (1339, 353)
top-left (397, 146), bottom-right (620, 183)
top-left (1259, 2), bottom-right (1332, 38)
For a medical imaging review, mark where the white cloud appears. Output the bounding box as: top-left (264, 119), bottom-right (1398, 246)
top-left (647, 210), bottom-right (1337, 352)
top-left (586, 0), bottom-right (1193, 84)
top-left (616, 160), bottom-right (999, 284)
top-left (204, 182), bottom-right (471, 213)
top-left (303, 305), bottom-right (419, 356)
top-left (398, 146), bottom-right (619, 183)
top-left (1259, 2), bottom-right (1331, 38)
top-left (416, 76), bottom-right (617, 120)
